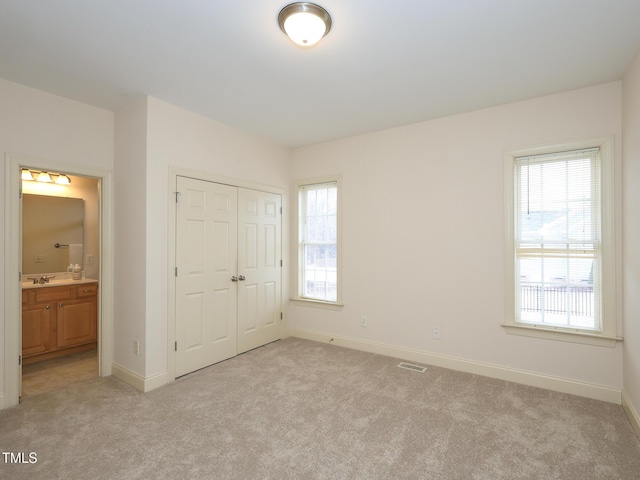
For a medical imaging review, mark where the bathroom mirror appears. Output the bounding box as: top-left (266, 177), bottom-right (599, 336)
top-left (22, 194), bottom-right (84, 275)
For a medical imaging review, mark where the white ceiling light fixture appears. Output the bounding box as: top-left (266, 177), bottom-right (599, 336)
top-left (278, 2), bottom-right (332, 47)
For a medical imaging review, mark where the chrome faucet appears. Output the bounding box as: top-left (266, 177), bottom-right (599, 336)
top-left (25, 275), bottom-right (55, 284)
top-left (35, 275), bottom-right (55, 284)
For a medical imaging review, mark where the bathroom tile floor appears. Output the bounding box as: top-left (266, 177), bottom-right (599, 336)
top-left (21, 349), bottom-right (98, 399)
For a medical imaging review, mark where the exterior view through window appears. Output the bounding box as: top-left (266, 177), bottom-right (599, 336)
top-left (514, 147), bottom-right (601, 330)
top-left (299, 181), bottom-right (338, 302)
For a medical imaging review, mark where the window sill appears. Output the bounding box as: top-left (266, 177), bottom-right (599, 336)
top-left (502, 323), bottom-right (622, 348)
top-left (289, 297), bottom-right (344, 311)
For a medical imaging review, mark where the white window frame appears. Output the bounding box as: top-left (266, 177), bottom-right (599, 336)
top-left (503, 137), bottom-right (621, 347)
top-left (291, 175), bottom-right (343, 310)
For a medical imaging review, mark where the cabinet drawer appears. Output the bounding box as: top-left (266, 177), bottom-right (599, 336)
top-left (77, 283), bottom-right (98, 297)
top-left (35, 286), bottom-right (74, 303)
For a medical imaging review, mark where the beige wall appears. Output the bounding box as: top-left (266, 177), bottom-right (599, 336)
top-left (113, 97), bottom-right (291, 379)
top-left (622, 45), bottom-right (640, 425)
top-left (0, 71), bottom-right (634, 405)
top-left (0, 78), bottom-right (114, 396)
top-left (289, 82), bottom-right (624, 393)
top-left (113, 97), bottom-right (148, 375)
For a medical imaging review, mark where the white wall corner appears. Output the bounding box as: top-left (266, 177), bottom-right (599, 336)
top-left (622, 390), bottom-right (640, 439)
top-left (287, 328), bottom-right (622, 404)
top-left (111, 363), bottom-right (169, 393)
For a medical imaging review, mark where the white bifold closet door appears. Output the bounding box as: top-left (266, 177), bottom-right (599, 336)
top-left (175, 176), bottom-right (281, 377)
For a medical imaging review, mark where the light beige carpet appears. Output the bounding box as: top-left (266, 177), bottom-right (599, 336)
top-left (1, 338), bottom-right (639, 479)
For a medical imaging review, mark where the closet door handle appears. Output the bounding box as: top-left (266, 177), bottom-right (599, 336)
top-left (238, 275), bottom-right (246, 281)
top-left (231, 276), bottom-right (238, 282)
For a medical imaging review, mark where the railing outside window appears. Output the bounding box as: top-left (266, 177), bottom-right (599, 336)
top-left (519, 281), bottom-right (595, 329)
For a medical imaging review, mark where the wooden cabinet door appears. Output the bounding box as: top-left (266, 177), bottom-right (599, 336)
top-left (22, 303), bottom-right (54, 356)
top-left (57, 298), bottom-right (97, 348)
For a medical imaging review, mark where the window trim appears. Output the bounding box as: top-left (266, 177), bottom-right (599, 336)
top-left (291, 175), bottom-right (343, 309)
top-left (503, 137), bottom-right (621, 347)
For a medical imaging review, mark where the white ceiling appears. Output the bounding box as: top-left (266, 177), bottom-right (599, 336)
top-left (1, 1), bottom-right (639, 147)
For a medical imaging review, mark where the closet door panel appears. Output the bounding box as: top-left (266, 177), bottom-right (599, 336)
top-left (175, 177), bottom-right (238, 376)
top-left (237, 189), bottom-right (282, 353)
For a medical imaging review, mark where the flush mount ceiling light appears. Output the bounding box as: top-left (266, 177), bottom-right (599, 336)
top-left (278, 2), bottom-right (332, 47)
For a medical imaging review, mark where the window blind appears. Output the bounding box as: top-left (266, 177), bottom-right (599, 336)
top-left (514, 147), bottom-right (601, 330)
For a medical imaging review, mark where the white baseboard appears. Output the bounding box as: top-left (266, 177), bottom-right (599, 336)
top-left (111, 363), bottom-right (169, 393)
top-left (622, 390), bottom-right (640, 438)
top-left (287, 328), bottom-right (622, 404)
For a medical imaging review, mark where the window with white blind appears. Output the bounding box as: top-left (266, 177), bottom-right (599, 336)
top-left (295, 177), bottom-right (341, 306)
top-left (504, 138), bottom-right (619, 346)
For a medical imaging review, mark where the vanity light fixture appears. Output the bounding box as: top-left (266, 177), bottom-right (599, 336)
top-left (278, 2), bottom-right (332, 47)
top-left (21, 169), bottom-right (72, 185)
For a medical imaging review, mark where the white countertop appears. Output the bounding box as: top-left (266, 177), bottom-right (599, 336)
top-left (22, 275), bottom-right (98, 290)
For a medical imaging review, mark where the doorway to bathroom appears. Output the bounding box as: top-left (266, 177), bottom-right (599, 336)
top-left (20, 172), bottom-right (100, 398)
top-left (3, 154), bottom-right (114, 409)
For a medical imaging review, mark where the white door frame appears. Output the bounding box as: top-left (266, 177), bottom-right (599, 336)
top-left (3, 153), bottom-right (114, 409)
top-left (167, 166), bottom-right (286, 381)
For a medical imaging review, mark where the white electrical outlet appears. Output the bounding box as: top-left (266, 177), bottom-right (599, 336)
top-left (35, 254), bottom-right (46, 263)
top-left (360, 315), bottom-right (368, 327)
top-left (133, 339), bottom-right (139, 355)
top-left (432, 327), bottom-right (441, 339)
top-left (86, 254), bottom-right (94, 265)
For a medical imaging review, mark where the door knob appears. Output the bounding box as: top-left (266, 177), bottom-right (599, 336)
top-left (231, 276), bottom-right (238, 282)
top-left (238, 275), bottom-right (246, 281)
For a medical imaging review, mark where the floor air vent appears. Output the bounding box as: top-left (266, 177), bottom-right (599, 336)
top-left (398, 362), bottom-right (427, 373)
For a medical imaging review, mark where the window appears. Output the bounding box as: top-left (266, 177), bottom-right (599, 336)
top-left (504, 138), bottom-right (619, 346)
top-left (295, 177), bottom-right (341, 306)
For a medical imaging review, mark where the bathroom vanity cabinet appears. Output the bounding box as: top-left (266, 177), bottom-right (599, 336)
top-left (22, 281), bottom-right (98, 364)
